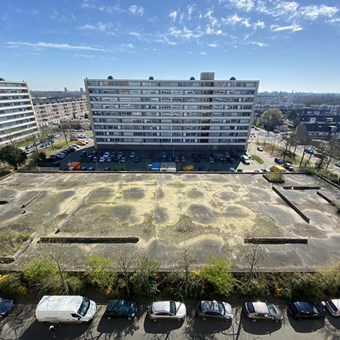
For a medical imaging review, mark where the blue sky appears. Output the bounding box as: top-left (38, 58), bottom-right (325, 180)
top-left (1, 0), bottom-right (340, 92)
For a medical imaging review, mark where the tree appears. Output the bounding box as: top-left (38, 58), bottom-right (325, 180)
top-left (0, 145), bottom-right (27, 170)
top-left (115, 249), bottom-right (139, 297)
top-left (259, 108), bottom-right (283, 131)
top-left (131, 256), bottom-right (160, 298)
top-left (200, 257), bottom-right (235, 296)
top-left (287, 109), bottom-right (298, 120)
top-left (86, 255), bottom-right (117, 294)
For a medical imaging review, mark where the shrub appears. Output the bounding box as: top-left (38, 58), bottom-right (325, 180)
top-left (66, 275), bottom-right (85, 294)
top-left (0, 273), bottom-right (22, 297)
top-left (263, 173), bottom-right (284, 183)
top-left (200, 257), bottom-right (235, 296)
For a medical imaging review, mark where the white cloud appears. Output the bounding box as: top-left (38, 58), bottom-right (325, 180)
top-left (301, 5), bottom-right (338, 20)
top-left (200, 52), bottom-right (207, 55)
top-left (327, 17), bottom-right (340, 23)
top-left (79, 22), bottom-right (112, 31)
top-left (271, 24), bottom-right (303, 32)
top-left (6, 41), bottom-right (109, 52)
top-left (168, 26), bottom-right (203, 39)
top-left (130, 31), bottom-right (141, 37)
top-left (187, 4), bottom-right (195, 20)
top-left (128, 5), bottom-right (144, 16)
top-left (205, 25), bottom-right (223, 35)
top-left (225, 14), bottom-right (243, 25)
top-left (81, 0), bottom-right (96, 9)
top-left (169, 10), bottom-right (178, 21)
top-left (230, 0), bottom-right (255, 12)
top-left (123, 43), bottom-right (134, 49)
top-left (249, 41), bottom-right (268, 47)
top-left (207, 43), bottom-right (217, 47)
top-left (156, 35), bottom-right (177, 46)
top-left (253, 20), bottom-right (265, 29)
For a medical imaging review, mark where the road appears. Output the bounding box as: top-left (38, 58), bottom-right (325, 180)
top-left (1, 302), bottom-right (339, 339)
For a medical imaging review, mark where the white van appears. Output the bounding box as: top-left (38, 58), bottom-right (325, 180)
top-left (241, 155), bottom-right (251, 165)
top-left (36, 295), bottom-right (97, 323)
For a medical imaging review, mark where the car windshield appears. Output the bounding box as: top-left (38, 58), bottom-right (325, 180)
top-left (268, 305), bottom-right (278, 316)
top-left (77, 297), bottom-right (90, 317)
top-left (169, 301), bottom-right (176, 315)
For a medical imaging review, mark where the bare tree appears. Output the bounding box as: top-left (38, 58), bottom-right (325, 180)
top-left (244, 244), bottom-right (263, 280)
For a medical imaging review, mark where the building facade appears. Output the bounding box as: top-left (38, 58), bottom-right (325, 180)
top-left (85, 73), bottom-right (259, 150)
top-left (0, 80), bottom-right (39, 146)
top-left (33, 96), bottom-right (89, 127)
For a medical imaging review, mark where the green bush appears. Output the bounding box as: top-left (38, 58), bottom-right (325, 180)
top-left (252, 155), bottom-right (264, 164)
top-left (235, 276), bottom-right (269, 297)
top-left (65, 275), bottom-right (85, 294)
top-left (0, 273), bottom-right (22, 297)
top-left (263, 173), bottom-right (284, 183)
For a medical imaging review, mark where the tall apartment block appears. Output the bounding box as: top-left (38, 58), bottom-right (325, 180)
top-left (33, 96), bottom-right (89, 127)
top-left (0, 79), bottom-right (39, 146)
top-left (85, 72), bottom-right (259, 151)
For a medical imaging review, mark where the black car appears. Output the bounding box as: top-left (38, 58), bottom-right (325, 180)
top-left (196, 300), bottom-right (233, 321)
top-left (104, 299), bottom-right (137, 320)
top-left (0, 298), bottom-right (14, 317)
top-left (287, 301), bottom-right (325, 320)
top-left (274, 157), bottom-right (284, 164)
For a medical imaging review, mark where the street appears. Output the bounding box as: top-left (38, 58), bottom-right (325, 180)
top-left (1, 301), bottom-right (339, 339)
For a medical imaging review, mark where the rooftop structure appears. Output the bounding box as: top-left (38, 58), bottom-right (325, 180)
top-left (85, 73), bottom-right (259, 151)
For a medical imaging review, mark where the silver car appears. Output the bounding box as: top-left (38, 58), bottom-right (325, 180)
top-left (322, 299), bottom-right (340, 317)
top-left (148, 301), bottom-right (186, 322)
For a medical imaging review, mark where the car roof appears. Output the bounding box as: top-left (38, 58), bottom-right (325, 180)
top-left (151, 301), bottom-right (171, 313)
top-left (292, 301), bottom-right (314, 313)
top-left (200, 300), bottom-right (222, 313)
top-left (248, 302), bottom-right (269, 314)
top-left (106, 299), bottom-right (133, 313)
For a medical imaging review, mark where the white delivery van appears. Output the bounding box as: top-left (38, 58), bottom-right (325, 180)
top-left (36, 295), bottom-right (97, 323)
top-left (241, 155), bottom-right (251, 165)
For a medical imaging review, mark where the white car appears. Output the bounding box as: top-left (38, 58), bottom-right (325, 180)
top-left (323, 299), bottom-right (340, 317)
top-left (99, 157), bottom-right (106, 163)
top-left (335, 161), bottom-right (340, 168)
top-left (148, 301), bottom-right (186, 322)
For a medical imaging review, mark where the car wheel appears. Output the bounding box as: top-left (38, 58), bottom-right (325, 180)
top-left (107, 316), bottom-right (111, 320)
top-left (177, 318), bottom-right (183, 322)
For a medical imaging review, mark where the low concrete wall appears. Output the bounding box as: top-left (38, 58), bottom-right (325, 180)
top-left (38, 237), bottom-right (139, 244)
top-left (317, 191), bottom-right (337, 207)
top-left (245, 238), bottom-right (308, 244)
top-left (283, 186), bottom-right (320, 190)
top-left (272, 186), bottom-right (310, 223)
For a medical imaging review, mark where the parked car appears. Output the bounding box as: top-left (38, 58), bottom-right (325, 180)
top-left (257, 146), bottom-right (263, 151)
top-left (227, 167), bottom-right (236, 172)
top-left (130, 152), bottom-right (136, 159)
top-left (99, 157), bottom-right (106, 163)
top-left (284, 163), bottom-right (294, 171)
top-left (104, 166), bottom-right (111, 171)
top-left (243, 301), bottom-right (283, 322)
top-left (80, 150), bottom-right (88, 157)
top-left (196, 300), bottom-right (233, 321)
top-left (274, 157), bottom-right (284, 164)
top-left (88, 167), bottom-right (95, 171)
top-left (304, 146), bottom-right (314, 155)
top-left (0, 298), bottom-right (15, 317)
top-left (322, 299), bottom-right (340, 317)
top-left (335, 161), bottom-right (340, 168)
top-left (147, 301), bottom-right (186, 322)
top-left (104, 299), bottom-right (137, 320)
top-left (287, 301), bottom-right (325, 320)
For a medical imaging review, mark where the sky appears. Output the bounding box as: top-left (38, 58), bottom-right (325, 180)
top-left (1, 0), bottom-right (340, 93)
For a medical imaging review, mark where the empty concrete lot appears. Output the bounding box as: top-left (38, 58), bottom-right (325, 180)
top-left (0, 172), bottom-right (339, 271)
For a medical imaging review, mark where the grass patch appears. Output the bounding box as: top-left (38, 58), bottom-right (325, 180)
top-left (251, 155), bottom-right (264, 164)
top-left (0, 231), bottom-right (31, 256)
top-left (263, 173), bottom-right (285, 183)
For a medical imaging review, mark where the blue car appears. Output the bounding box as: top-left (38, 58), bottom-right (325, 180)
top-left (287, 301), bottom-right (325, 320)
top-left (104, 299), bottom-right (137, 320)
top-left (0, 298), bottom-right (14, 317)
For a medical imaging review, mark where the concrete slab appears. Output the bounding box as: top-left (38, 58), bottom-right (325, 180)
top-left (0, 172), bottom-right (339, 271)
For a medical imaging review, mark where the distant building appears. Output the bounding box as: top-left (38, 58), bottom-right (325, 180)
top-left (64, 87), bottom-right (68, 93)
top-left (85, 72), bottom-right (259, 151)
top-left (0, 79), bottom-right (39, 146)
top-left (32, 96), bottom-right (89, 127)
top-left (298, 111), bottom-right (340, 140)
top-left (80, 88), bottom-right (84, 95)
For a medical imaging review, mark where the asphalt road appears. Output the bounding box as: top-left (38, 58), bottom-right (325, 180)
top-left (1, 301), bottom-right (339, 339)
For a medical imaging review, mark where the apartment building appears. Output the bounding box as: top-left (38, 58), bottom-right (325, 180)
top-left (0, 79), bottom-right (39, 146)
top-left (32, 96), bottom-right (89, 127)
top-left (85, 72), bottom-right (259, 151)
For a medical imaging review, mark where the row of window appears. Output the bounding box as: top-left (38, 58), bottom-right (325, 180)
top-left (0, 82), bottom-right (27, 88)
top-left (91, 105), bottom-right (253, 111)
top-left (89, 89), bottom-right (256, 96)
top-left (87, 80), bottom-right (257, 88)
top-left (96, 137), bottom-right (247, 144)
